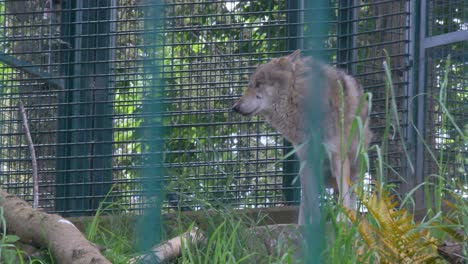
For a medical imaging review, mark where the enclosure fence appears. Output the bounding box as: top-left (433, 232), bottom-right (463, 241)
top-left (0, 0), bottom-right (465, 216)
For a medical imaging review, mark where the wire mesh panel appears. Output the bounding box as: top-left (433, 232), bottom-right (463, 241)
top-left (159, 1), bottom-right (302, 210)
top-left (424, 42), bottom-right (467, 183)
top-left (0, 0), bottom-right (162, 215)
top-left (339, 0), bottom-right (412, 187)
top-left (0, 0), bottom-right (305, 214)
top-left (1, 0), bottom-right (463, 216)
top-left (410, 0), bottom-right (467, 208)
top-left (422, 0), bottom-right (467, 196)
top-left (0, 0), bottom-right (64, 209)
top-left (428, 0), bottom-right (467, 36)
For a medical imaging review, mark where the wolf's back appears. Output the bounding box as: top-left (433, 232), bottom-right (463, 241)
top-left (263, 54), bottom-right (371, 153)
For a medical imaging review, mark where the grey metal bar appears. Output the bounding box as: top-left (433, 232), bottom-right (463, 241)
top-left (404, 0), bottom-right (416, 197)
top-left (414, 0), bottom-right (427, 209)
top-left (423, 30), bottom-right (468, 49)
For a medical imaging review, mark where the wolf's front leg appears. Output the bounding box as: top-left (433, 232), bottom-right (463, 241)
top-left (332, 153), bottom-right (356, 223)
top-left (298, 193), bottom-right (306, 225)
top-left (298, 164), bottom-right (322, 225)
top-left (298, 167), bottom-right (308, 225)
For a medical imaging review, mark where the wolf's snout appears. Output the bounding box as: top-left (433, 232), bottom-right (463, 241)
top-left (232, 94), bottom-right (261, 116)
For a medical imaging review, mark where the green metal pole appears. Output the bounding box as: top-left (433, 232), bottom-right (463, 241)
top-left (135, 0), bottom-right (164, 256)
top-left (303, 0), bottom-right (330, 262)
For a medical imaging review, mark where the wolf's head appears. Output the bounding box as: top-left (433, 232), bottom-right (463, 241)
top-left (232, 50), bottom-right (303, 116)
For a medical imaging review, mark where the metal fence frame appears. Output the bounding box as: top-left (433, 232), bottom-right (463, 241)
top-left (410, 0), bottom-right (467, 208)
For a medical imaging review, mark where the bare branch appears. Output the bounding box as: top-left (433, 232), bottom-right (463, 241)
top-left (18, 100), bottom-right (39, 209)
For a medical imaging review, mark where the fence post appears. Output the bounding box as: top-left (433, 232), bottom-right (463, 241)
top-left (56, 0), bottom-right (116, 216)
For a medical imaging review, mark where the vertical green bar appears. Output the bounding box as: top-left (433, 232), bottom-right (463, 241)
top-left (136, 0), bottom-right (163, 254)
top-left (303, 0), bottom-right (329, 262)
top-left (57, 0), bottom-right (114, 216)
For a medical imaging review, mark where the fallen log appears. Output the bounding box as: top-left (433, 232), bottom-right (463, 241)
top-left (0, 188), bottom-right (111, 264)
top-left (129, 226), bottom-right (205, 264)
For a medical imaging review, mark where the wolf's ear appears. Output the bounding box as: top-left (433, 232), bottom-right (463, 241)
top-left (255, 70), bottom-right (266, 83)
top-left (288, 50), bottom-right (301, 62)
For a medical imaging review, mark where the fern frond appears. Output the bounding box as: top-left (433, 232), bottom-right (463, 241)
top-left (348, 184), bottom-right (441, 263)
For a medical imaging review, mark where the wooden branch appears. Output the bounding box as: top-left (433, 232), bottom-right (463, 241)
top-left (18, 100), bottom-right (39, 209)
top-left (438, 241), bottom-right (464, 264)
top-left (0, 188), bottom-right (111, 264)
top-left (129, 227), bottom-right (205, 264)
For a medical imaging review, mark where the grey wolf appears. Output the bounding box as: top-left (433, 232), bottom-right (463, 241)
top-left (232, 50), bottom-right (372, 224)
